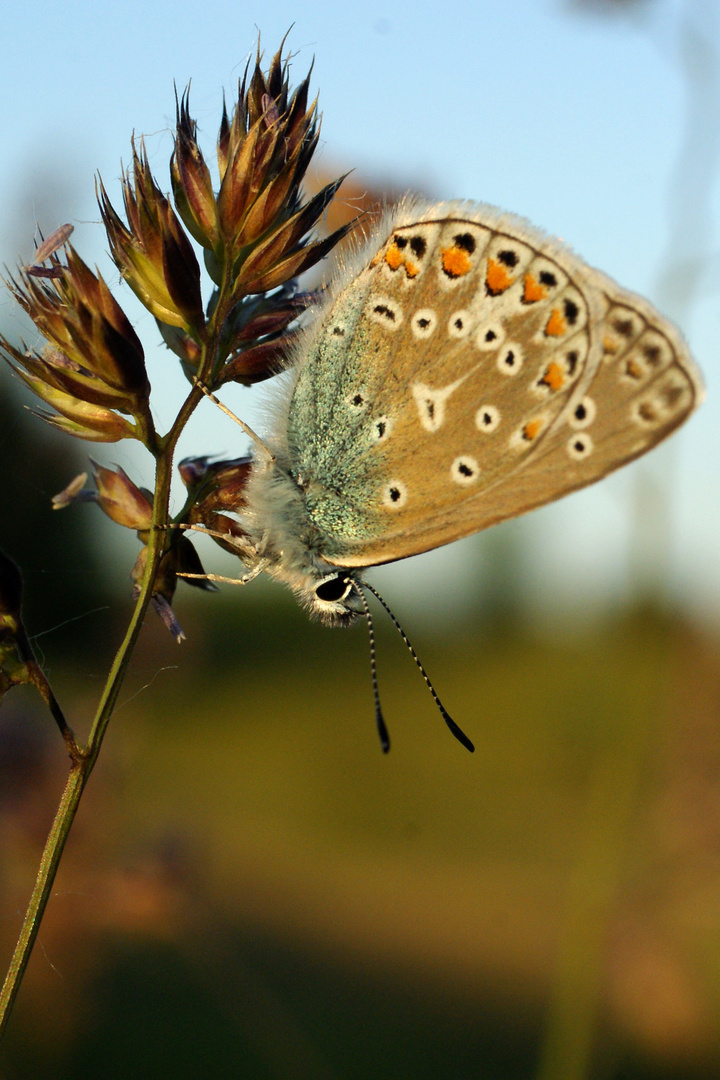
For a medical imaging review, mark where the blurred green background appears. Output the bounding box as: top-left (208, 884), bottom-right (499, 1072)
top-left (1, 1), bottom-right (719, 1077)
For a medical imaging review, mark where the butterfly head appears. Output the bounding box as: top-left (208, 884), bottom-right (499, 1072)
top-left (258, 545), bottom-right (365, 626)
top-left (304, 570), bottom-right (365, 626)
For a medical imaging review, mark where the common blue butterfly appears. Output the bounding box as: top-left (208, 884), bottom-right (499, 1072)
top-left (228, 199), bottom-right (702, 630)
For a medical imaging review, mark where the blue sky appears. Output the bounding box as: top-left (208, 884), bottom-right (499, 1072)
top-left (1, 0), bottom-right (718, 625)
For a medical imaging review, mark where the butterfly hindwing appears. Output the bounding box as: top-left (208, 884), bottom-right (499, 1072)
top-left (515, 280), bottom-right (702, 496)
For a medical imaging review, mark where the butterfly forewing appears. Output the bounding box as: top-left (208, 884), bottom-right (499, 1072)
top-left (284, 203), bottom-right (702, 569)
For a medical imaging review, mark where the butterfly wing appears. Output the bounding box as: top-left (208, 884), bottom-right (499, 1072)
top-left (496, 277), bottom-right (703, 522)
top-left (284, 202), bottom-right (703, 568)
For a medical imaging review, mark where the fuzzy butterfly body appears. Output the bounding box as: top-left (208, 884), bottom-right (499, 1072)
top-left (238, 200), bottom-right (703, 625)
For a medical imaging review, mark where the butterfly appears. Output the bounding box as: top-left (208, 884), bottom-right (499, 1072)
top-left (211, 199), bottom-right (703, 748)
top-left (234, 199), bottom-right (702, 609)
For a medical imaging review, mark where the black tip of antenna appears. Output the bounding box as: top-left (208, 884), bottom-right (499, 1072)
top-left (376, 706), bottom-right (390, 754)
top-left (361, 581), bottom-right (475, 754)
top-left (440, 708), bottom-right (475, 753)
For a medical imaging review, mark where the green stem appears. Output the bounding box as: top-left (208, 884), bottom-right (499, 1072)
top-left (0, 764), bottom-right (84, 1035)
top-left (0, 428), bottom-right (184, 1036)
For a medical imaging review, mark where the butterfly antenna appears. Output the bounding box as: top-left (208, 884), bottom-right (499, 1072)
top-left (354, 585), bottom-right (391, 753)
top-left (361, 582), bottom-right (475, 753)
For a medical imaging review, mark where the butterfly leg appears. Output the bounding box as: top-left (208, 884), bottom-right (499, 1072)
top-left (193, 379), bottom-right (275, 464)
top-left (172, 520), bottom-right (258, 558)
top-left (172, 521), bottom-right (270, 585)
top-left (177, 561), bottom-right (270, 587)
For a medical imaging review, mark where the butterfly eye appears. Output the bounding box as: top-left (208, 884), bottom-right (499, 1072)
top-left (315, 575), bottom-right (353, 603)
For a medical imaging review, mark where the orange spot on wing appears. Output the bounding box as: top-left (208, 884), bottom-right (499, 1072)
top-left (545, 308), bottom-right (567, 337)
top-left (405, 261), bottom-right (420, 279)
top-left (603, 334), bottom-right (620, 355)
top-left (540, 361), bottom-right (565, 391)
top-left (522, 418), bottom-right (544, 441)
top-left (442, 246), bottom-right (473, 278)
top-left (485, 258), bottom-right (514, 294)
top-left (625, 359), bottom-right (644, 380)
top-left (384, 244), bottom-right (403, 271)
top-left (523, 273), bottom-right (547, 303)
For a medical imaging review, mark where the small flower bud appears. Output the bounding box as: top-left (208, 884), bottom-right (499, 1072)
top-left (151, 594), bottom-right (186, 644)
top-left (1, 246), bottom-right (152, 443)
top-left (215, 333), bottom-right (300, 386)
top-left (41, 409), bottom-right (138, 442)
top-left (208, 42), bottom-right (355, 306)
top-left (99, 142), bottom-right (204, 333)
top-left (228, 290), bottom-right (320, 345)
top-left (211, 289), bottom-right (315, 384)
top-left (92, 462), bottom-right (153, 531)
top-left (9, 361), bottom-right (141, 442)
top-left (52, 473), bottom-right (92, 509)
top-left (234, 219), bottom-right (352, 299)
top-left (184, 456), bottom-right (253, 555)
top-left (180, 454), bottom-right (252, 509)
top-left (171, 91), bottom-right (219, 250)
top-left (177, 455), bottom-right (212, 487)
top-left (131, 535), bottom-right (215, 643)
